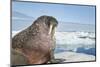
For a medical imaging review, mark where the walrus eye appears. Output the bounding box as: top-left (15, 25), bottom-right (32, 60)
top-left (48, 24), bottom-right (53, 35)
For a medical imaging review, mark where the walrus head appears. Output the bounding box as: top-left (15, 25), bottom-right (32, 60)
top-left (32, 15), bottom-right (58, 37)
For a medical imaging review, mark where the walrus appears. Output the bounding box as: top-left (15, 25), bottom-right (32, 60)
top-left (11, 15), bottom-right (65, 66)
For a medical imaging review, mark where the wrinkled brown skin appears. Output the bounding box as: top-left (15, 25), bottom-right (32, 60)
top-left (11, 16), bottom-right (58, 65)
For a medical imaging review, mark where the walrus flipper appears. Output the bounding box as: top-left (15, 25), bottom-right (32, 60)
top-left (11, 49), bottom-right (28, 65)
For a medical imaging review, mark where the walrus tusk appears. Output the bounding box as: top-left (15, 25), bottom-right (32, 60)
top-left (48, 24), bottom-right (53, 34)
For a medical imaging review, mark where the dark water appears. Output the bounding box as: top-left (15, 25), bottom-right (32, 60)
top-left (76, 47), bottom-right (96, 56)
top-left (55, 47), bottom-right (96, 56)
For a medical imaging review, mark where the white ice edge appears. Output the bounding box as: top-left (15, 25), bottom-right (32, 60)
top-left (55, 52), bottom-right (95, 62)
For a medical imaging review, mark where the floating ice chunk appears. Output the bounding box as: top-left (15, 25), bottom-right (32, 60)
top-left (55, 32), bottom-right (95, 45)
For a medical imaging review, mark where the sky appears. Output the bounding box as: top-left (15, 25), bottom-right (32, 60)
top-left (12, 1), bottom-right (96, 25)
top-left (12, 1), bottom-right (96, 32)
